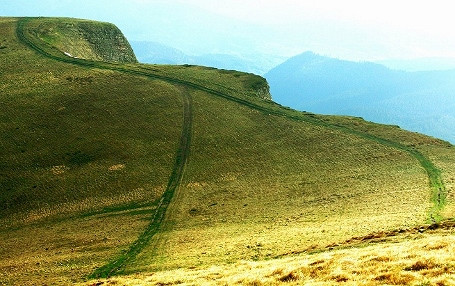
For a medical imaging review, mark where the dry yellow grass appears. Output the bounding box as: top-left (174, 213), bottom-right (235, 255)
top-left (80, 226), bottom-right (455, 286)
top-left (51, 164), bottom-right (70, 175)
top-left (108, 164), bottom-right (126, 171)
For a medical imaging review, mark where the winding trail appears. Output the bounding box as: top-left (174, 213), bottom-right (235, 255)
top-left (17, 17), bottom-right (447, 278)
top-left (17, 18), bottom-right (194, 278)
top-left (88, 89), bottom-right (192, 278)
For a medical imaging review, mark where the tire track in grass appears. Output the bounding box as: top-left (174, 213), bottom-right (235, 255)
top-left (17, 16), bottom-right (447, 276)
top-left (88, 88), bottom-right (192, 278)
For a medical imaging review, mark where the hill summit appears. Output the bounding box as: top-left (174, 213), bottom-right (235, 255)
top-left (27, 17), bottom-right (137, 63)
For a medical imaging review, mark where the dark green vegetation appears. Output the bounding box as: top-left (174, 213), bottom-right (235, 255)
top-left (1, 17), bottom-right (455, 285)
top-left (265, 51), bottom-right (455, 143)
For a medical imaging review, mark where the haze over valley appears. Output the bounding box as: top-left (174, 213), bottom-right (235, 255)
top-left (265, 52), bottom-right (455, 144)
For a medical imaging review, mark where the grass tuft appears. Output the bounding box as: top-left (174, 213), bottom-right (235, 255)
top-left (404, 260), bottom-right (437, 272)
top-left (278, 272), bottom-right (300, 282)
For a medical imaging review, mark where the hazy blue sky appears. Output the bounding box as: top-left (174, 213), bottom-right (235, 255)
top-left (2, 0), bottom-right (455, 60)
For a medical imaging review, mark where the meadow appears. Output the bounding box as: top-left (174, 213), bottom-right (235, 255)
top-left (1, 17), bottom-right (454, 285)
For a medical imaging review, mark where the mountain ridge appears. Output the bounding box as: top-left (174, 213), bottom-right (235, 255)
top-left (265, 51), bottom-right (455, 143)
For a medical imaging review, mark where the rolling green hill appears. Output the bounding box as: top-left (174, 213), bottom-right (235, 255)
top-left (1, 17), bottom-right (454, 285)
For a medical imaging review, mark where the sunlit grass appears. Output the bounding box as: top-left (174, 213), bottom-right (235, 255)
top-left (2, 16), bottom-right (455, 285)
top-left (80, 226), bottom-right (455, 285)
top-left (125, 89), bottom-right (431, 272)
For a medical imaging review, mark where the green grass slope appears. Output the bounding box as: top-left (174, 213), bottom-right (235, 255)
top-left (0, 17), bottom-right (454, 285)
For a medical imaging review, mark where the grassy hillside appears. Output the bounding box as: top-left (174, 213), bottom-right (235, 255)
top-left (1, 18), bottom-right (178, 226)
top-left (1, 17), bottom-right (454, 285)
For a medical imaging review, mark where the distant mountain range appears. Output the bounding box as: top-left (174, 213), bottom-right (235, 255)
top-left (265, 52), bottom-right (455, 143)
top-left (130, 41), bottom-right (455, 143)
top-left (130, 41), bottom-right (189, 64)
top-left (131, 41), bottom-right (285, 75)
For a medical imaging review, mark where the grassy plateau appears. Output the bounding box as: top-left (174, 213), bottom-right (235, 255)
top-left (0, 17), bottom-right (454, 285)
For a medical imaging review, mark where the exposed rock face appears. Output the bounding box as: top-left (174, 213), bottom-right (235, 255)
top-left (33, 18), bottom-right (137, 63)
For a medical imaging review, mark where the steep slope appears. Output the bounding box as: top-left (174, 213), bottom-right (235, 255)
top-left (265, 52), bottom-right (455, 143)
top-left (27, 17), bottom-right (137, 63)
top-left (1, 17), bottom-right (454, 285)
